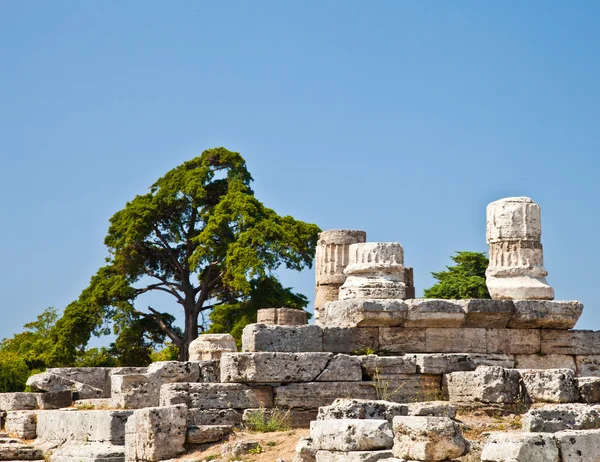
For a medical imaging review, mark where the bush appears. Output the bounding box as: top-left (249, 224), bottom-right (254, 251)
top-left (244, 407), bottom-right (291, 432)
top-left (0, 352), bottom-right (30, 392)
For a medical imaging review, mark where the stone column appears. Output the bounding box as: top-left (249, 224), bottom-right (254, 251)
top-left (314, 230), bottom-right (367, 320)
top-left (338, 242), bottom-right (406, 299)
top-left (485, 196), bottom-right (554, 300)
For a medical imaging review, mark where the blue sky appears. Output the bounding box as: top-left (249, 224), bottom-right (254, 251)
top-left (1, 1), bottom-right (599, 342)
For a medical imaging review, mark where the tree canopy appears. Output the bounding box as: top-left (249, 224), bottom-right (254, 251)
top-left (44, 148), bottom-right (320, 363)
top-left (423, 251), bottom-right (490, 299)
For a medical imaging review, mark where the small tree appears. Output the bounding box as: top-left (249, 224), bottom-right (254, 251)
top-left (424, 251), bottom-right (490, 299)
top-left (46, 148), bottom-right (320, 363)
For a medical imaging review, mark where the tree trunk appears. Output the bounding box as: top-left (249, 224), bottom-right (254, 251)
top-left (179, 301), bottom-right (199, 361)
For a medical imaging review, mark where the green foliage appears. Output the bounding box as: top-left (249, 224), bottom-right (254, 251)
top-left (0, 352), bottom-right (30, 392)
top-left (424, 251), bottom-right (490, 299)
top-left (48, 148), bottom-right (320, 362)
top-left (150, 343), bottom-right (180, 362)
top-left (244, 408), bottom-right (291, 432)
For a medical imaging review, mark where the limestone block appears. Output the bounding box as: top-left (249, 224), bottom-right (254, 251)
top-left (486, 328), bottom-right (541, 354)
top-left (323, 327), bottom-right (378, 354)
top-left (315, 285), bottom-right (342, 322)
top-left (521, 404), bottom-right (600, 432)
top-left (0, 393), bottom-right (38, 411)
top-left (36, 409), bottom-right (133, 444)
top-left (146, 361), bottom-right (200, 382)
top-left (257, 308), bottom-right (308, 326)
top-left (468, 354), bottom-right (516, 369)
top-left (320, 299), bottom-right (407, 328)
top-left (294, 436), bottom-right (316, 462)
top-left (220, 352), bottom-right (332, 383)
top-left (378, 328), bottom-right (427, 354)
top-left (406, 401), bottom-right (457, 419)
top-left (189, 334), bottom-right (237, 361)
top-left (542, 330), bottom-right (600, 355)
top-left (508, 300), bottom-right (583, 329)
top-left (316, 230), bottom-right (367, 286)
top-left (187, 408), bottom-right (242, 426)
top-left (361, 355), bottom-right (418, 376)
top-left (314, 450), bottom-right (394, 462)
top-left (515, 354), bottom-right (576, 371)
top-left (315, 354), bottom-right (363, 381)
top-left (462, 299), bottom-right (514, 328)
top-left (159, 383), bottom-right (273, 409)
top-left (554, 429), bottom-right (600, 462)
top-left (520, 369), bottom-right (579, 403)
top-left (392, 416), bottom-right (466, 461)
top-left (5, 411), bottom-right (37, 439)
top-left (49, 442), bottom-right (125, 462)
top-left (73, 398), bottom-right (112, 409)
top-left (339, 243), bottom-right (406, 300)
top-left (26, 370), bottom-right (106, 399)
top-left (310, 419), bottom-right (393, 451)
top-left (445, 367), bottom-right (521, 404)
top-left (316, 399), bottom-right (408, 422)
top-left (425, 328), bottom-right (487, 353)
top-left (125, 405), bottom-right (186, 462)
top-left (110, 374), bottom-right (156, 409)
top-left (404, 299), bottom-right (466, 328)
top-left (198, 360), bottom-right (221, 382)
top-left (413, 354), bottom-right (476, 374)
top-left (578, 377), bottom-right (600, 403)
top-left (36, 391), bottom-right (73, 410)
top-left (221, 440), bottom-right (261, 458)
top-left (480, 432), bottom-right (559, 462)
top-left (275, 383), bottom-right (377, 408)
top-left (575, 355), bottom-right (600, 377)
top-left (242, 324), bottom-right (323, 352)
top-left (0, 439), bottom-right (43, 460)
top-left (485, 197), bottom-right (554, 301)
top-left (186, 424), bottom-right (233, 444)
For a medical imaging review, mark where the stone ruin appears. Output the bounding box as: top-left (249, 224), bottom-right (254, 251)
top-left (1, 196), bottom-right (599, 462)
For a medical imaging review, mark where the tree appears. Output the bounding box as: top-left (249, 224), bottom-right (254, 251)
top-left (423, 251), bottom-right (490, 299)
top-left (47, 148), bottom-right (320, 362)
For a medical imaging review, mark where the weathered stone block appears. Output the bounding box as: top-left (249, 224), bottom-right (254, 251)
top-left (50, 442), bottom-right (125, 462)
top-left (554, 429), bottom-right (600, 462)
top-left (578, 377), bottom-right (600, 403)
top-left (360, 355), bottom-right (417, 376)
top-left (508, 300), bottom-right (583, 329)
top-left (243, 324), bottom-right (323, 352)
top-left (323, 328), bottom-right (379, 354)
top-left (316, 399), bottom-right (408, 422)
top-left (36, 391), bottom-right (73, 410)
top-left (0, 393), bottom-right (38, 411)
top-left (522, 403), bottom-right (600, 432)
top-left (404, 299), bottom-right (466, 328)
top-left (146, 361), bottom-right (200, 382)
top-left (187, 408), bottom-right (242, 426)
top-left (392, 416), bottom-right (466, 461)
top-left (110, 374), bottom-right (156, 409)
top-left (0, 439), bottom-right (43, 460)
top-left (515, 354), bottom-right (576, 371)
top-left (310, 419), bottom-right (393, 451)
top-left (220, 352), bottom-right (332, 383)
top-left (486, 328), bottom-right (541, 354)
top-left (378, 328), bottom-right (427, 354)
top-left (197, 360), bottom-right (220, 382)
top-left (26, 369), bottom-right (106, 399)
top-left (320, 300), bottom-right (407, 328)
top-left (468, 354), bottom-right (516, 368)
top-left (541, 330), bottom-right (600, 355)
top-left (414, 354), bottom-right (476, 374)
top-left (462, 299), bottom-right (514, 328)
top-left (5, 411), bottom-right (37, 439)
top-left (575, 355), bottom-right (600, 377)
top-left (186, 424), bottom-right (233, 444)
top-left (125, 405), bottom-right (186, 462)
top-left (406, 401), bottom-right (457, 419)
top-left (315, 354), bottom-right (363, 381)
top-left (257, 308), bottom-right (308, 325)
top-left (314, 450), bottom-right (394, 462)
top-left (425, 328), bottom-right (487, 353)
top-left (445, 367), bottom-right (521, 404)
top-left (160, 383), bottom-right (273, 409)
top-left (481, 432), bottom-right (559, 462)
top-left (189, 334), bottom-right (237, 361)
top-left (275, 383), bottom-right (377, 408)
top-left (294, 436), bottom-right (316, 462)
top-left (520, 369), bottom-right (579, 403)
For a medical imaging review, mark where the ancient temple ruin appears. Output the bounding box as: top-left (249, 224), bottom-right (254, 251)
top-left (1, 196), bottom-right (599, 462)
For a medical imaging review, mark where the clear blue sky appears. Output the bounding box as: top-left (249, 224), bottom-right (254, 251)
top-left (1, 1), bottom-right (599, 342)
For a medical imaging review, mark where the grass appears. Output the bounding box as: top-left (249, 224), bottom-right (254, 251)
top-left (244, 408), bottom-right (291, 433)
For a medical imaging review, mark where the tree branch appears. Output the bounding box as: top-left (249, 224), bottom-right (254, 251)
top-left (152, 225), bottom-right (185, 275)
top-left (134, 307), bottom-right (183, 348)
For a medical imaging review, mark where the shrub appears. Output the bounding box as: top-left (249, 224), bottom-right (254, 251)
top-left (244, 407), bottom-right (291, 432)
top-left (0, 352), bottom-right (30, 392)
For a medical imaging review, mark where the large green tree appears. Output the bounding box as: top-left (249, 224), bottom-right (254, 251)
top-left (47, 148), bottom-right (320, 362)
top-left (424, 251), bottom-right (490, 299)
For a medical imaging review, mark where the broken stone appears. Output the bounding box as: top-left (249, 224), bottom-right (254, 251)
top-left (294, 436), bottom-right (316, 462)
top-left (406, 401), bottom-right (457, 419)
top-left (520, 369), bottom-right (579, 403)
top-left (521, 404), bottom-right (600, 432)
top-left (514, 354), bottom-right (576, 371)
top-left (575, 355), bottom-right (600, 377)
top-left (315, 354), bottom-right (363, 381)
top-left (554, 429), bottom-right (600, 462)
top-left (404, 299), bottom-right (466, 328)
top-left (220, 352), bottom-right (332, 383)
top-left (392, 416), bottom-right (466, 461)
top-left (189, 334), bottom-right (237, 361)
top-left (221, 440), bottom-right (261, 458)
top-left (323, 328), bottom-right (379, 354)
top-left (578, 377), bottom-right (600, 403)
top-left (242, 324), bottom-right (323, 353)
top-left (316, 399), bottom-right (408, 422)
top-left (480, 432), bottom-right (559, 462)
top-left (445, 367), bottom-right (521, 404)
top-left (310, 419), bottom-right (393, 451)
top-left (314, 450), bottom-right (395, 462)
top-left (257, 308), bottom-right (308, 326)
top-left (508, 300), bottom-right (583, 329)
top-left (186, 425), bottom-right (233, 444)
top-left (160, 383), bottom-right (273, 409)
top-left (462, 299), bottom-right (514, 328)
top-left (320, 299), bottom-right (407, 328)
top-left (124, 405), bottom-right (187, 462)
top-left (26, 369), bottom-right (106, 399)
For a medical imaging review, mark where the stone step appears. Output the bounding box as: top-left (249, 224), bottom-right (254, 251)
top-left (0, 442), bottom-right (44, 461)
